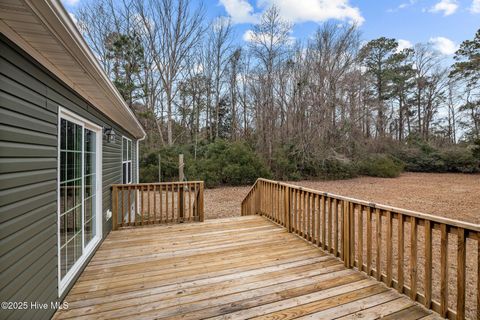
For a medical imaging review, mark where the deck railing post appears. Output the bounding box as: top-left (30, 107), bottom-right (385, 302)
top-left (112, 185), bottom-right (118, 230)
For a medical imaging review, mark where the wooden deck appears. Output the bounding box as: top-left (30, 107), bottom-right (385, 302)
top-left (54, 216), bottom-right (443, 320)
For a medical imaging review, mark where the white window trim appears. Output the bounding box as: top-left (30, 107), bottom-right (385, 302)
top-left (57, 107), bottom-right (103, 296)
top-left (122, 136), bottom-right (132, 184)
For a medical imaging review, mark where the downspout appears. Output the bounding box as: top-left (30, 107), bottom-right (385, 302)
top-left (136, 133), bottom-right (146, 183)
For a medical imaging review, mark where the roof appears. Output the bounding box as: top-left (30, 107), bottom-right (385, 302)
top-left (0, 0), bottom-right (146, 139)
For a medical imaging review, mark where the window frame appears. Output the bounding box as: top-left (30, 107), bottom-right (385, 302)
top-left (122, 136), bottom-right (132, 184)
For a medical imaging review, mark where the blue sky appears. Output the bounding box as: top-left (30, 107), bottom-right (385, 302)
top-left (63, 0), bottom-right (479, 56)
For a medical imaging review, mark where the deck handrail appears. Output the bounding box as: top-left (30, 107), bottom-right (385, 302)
top-left (241, 178), bottom-right (479, 320)
top-left (111, 181), bottom-right (204, 230)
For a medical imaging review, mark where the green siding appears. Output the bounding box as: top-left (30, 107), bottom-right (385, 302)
top-left (0, 34), bottom-right (139, 319)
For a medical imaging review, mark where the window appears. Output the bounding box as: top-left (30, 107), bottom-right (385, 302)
top-left (122, 137), bottom-right (132, 184)
top-left (58, 109), bottom-right (101, 295)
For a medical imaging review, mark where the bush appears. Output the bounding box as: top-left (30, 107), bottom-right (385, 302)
top-left (271, 146), bottom-right (302, 180)
top-left (357, 154), bottom-right (404, 178)
top-left (140, 140), bottom-right (271, 187)
top-left (316, 158), bottom-right (358, 180)
top-left (441, 147), bottom-right (480, 173)
top-left (394, 141), bottom-right (480, 173)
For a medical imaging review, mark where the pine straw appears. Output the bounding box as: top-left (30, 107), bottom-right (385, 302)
top-left (205, 172), bottom-right (480, 224)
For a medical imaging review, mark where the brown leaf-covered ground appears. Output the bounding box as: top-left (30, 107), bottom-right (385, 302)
top-left (204, 172), bottom-right (479, 318)
top-left (205, 172), bottom-right (480, 224)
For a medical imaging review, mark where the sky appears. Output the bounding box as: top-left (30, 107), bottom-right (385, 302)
top-left (62, 0), bottom-right (479, 57)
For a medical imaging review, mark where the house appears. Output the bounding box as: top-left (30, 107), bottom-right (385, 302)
top-left (0, 1), bottom-right (146, 319)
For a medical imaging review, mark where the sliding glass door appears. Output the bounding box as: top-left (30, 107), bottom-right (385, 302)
top-left (58, 109), bottom-right (101, 294)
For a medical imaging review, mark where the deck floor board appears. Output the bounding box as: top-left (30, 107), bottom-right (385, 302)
top-left (54, 216), bottom-right (440, 320)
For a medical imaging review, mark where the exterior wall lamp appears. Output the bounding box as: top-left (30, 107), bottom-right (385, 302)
top-left (104, 127), bottom-right (116, 143)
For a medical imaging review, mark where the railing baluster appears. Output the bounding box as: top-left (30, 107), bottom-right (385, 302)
top-left (177, 183), bottom-right (181, 222)
top-left (140, 185), bottom-right (144, 225)
top-left (112, 186), bottom-right (118, 230)
top-left (160, 185), bottom-right (163, 223)
top-left (198, 182), bottom-right (204, 222)
top-left (424, 219), bottom-right (432, 308)
top-left (310, 192), bottom-right (315, 241)
top-left (295, 189), bottom-right (299, 235)
top-left (166, 184), bottom-right (170, 222)
top-left (440, 223), bottom-right (449, 317)
top-left (171, 183), bottom-right (175, 222)
top-left (148, 184), bottom-right (151, 224)
top-left (341, 199), bottom-right (345, 261)
top-left (343, 200), bottom-right (350, 267)
top-left (302, 191), bottom-right (306, 238)
top-left (366, 206), bottom-right (372, 276)
top-left (307, 193), bottom-right (311, 241)
top-left (334, 198), bottom-right (338, 257)
top-left (397, 213), bottom-right (404, 293)
top-left (120, 186), bottom-right (124, 227)
top-left (188, 183), bottom-right (192, 221)
top-left (386, 211), bottom-right (392, 287)
top-left (317, 194), bottom-right (321, 247)
top-left (284, 186), bottom-right (290, 231)
top-left (153, 185), bottom-right (156, 224)
top-left (350, 202), bottom-right (355, 267)
top-left (410, 216), bottom-right (417, 301)
top-left (376, 208), bottom-right (381, 281)
top-left (456, 227), bottom-right (466, 319)
top-left (328, 198), bottom-right (332, 253)
top-left (127, 185), bottom-right (131, 226)
top-left (322, 195), bottom-right (326, 250)
top-left (358, 205), bottom-right (363, 272)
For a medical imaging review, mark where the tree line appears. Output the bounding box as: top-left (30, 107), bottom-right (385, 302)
top-left (76, 0), bottom-right (480, 182)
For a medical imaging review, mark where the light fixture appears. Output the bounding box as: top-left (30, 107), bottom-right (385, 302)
top-left (104, 127), bottom-right (116, 143)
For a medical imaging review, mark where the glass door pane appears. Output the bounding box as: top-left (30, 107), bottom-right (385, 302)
top-left (59, 118), bottom-right (83, 280)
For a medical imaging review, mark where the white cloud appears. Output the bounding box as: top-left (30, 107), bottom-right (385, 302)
top-left (470, 0), bottom-right (480, 13)
top-left (429, 0), bottom-right (458, 16)
top-left (257, 0), bottom-right (364, 25)
top-left (398, 0), bottom-right (418, 10)
top-left (429, 36), bottom-right (458, 55)
top-left (219, 0), bottom-right (364, 26)
top-left (62, 0), bottom-right (80, 6)
top-left (219, 0), bottom-right (259, 24)
top-left (397, 39), bottom-right (413, 52)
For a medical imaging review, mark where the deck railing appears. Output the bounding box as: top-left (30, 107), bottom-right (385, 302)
top-left (111, 181), bottom-right (204, 230)
top-left (241, 178), bottom-right (480, 320)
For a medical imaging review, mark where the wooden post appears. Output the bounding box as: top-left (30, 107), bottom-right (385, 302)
top-left (112, 186), bottom-right (118, 231)
top-left (178, 154), bottom-right (184, 221)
